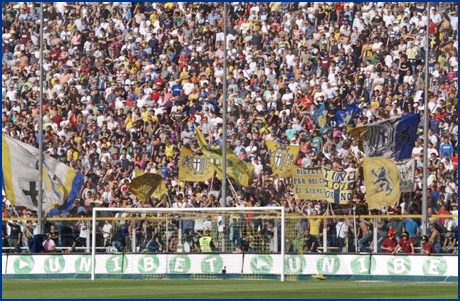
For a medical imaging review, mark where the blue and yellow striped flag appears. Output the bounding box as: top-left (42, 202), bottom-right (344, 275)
top-left (2, 134), bottom-right (84, 214)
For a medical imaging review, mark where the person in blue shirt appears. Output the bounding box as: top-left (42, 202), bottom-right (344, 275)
top-left (439, 136), bottom-right (454, 159)
top-left (207, 9), bottom-right (221, 27)
top-left (171, 79), bottom-right (183, 97)
top-left (285, 122), bottom-right (297, 140)
top-left (404, 217), bottom-right (419, 239)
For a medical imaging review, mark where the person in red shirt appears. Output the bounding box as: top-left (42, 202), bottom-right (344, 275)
top-left (451, 151), bottom-right (458, 169)
top-left (2, 203), bottom-right (9, 218)
top-left (394, 231), bottom-right (415, 254)
top-left (421, 235), bottom-right (436, 255)
top-left (151, 86), bottom-right (161, 102)
top-left (437, 204), bottom-right (450, 228)
top-left (380, 229), bottom-right (398, 253)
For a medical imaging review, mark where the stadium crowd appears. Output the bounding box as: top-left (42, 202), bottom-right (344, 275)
top-left (1, 2), bottom-right (458, 254)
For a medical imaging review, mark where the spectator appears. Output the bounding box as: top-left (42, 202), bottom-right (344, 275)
top-left (70, 218), bottom-right (88, 252)
top-left (421, 234), bottom-right (436, 255)
top-left (428, 222), bottom-right (442, 253)
top-left (6, 220), bottom-right (22, 252)
top-left (357, 218), bottom-right (372, 252)
top-left (380, 229), bottom-right (398, 254)
top-left (42, 233), bottom-right (56, 253)
top-left (335, 218), bottom-right (348, 253)
top-left (394, 231), bottom-right (415, 254)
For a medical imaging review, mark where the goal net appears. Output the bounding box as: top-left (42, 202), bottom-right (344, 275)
top-left (90, 207), bottom-right (286, 281)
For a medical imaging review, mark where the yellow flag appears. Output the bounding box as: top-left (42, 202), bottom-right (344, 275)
top-left (213, 151), bottom-right (255, 187)
top-left (134, 167), bottom-right (144, 178)
top-left (363, 157), bottom-right (401, 210)
top-left (266, 140), bottom-right (299, 178)
top-left (128, 173), bottom-right (165, 202)
top-left (195, 127), bottom-right (254, 187)
top-left (178, 147), bottom-right (215, 182)
top-left (151, 180), bottom-right (168, 199)
top-left (348, 125), bottom-right (366, 153)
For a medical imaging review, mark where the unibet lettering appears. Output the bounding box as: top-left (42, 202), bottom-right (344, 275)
top-left (174, 257), bottom-right (185, 272)
top-left (143, 257), bottom-right (156, 272)
top-left (205, 257), bottom-right (217, 273)
top-left (393, 258), bottom-right (406, 274)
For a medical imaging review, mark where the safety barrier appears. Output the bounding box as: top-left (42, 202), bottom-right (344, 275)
top-left (2, 253), bottom-right (457, 282)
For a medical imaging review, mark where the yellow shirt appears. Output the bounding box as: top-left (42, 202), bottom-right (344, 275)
top-left (149, 112), bottom-right (158, 122)
top-left (370, 99), bottom-right (380, 110)
top-left (165, 144), bottom-right (175, 158)
top-left (188, 91), bottom-right (199, 102)
top-left (309, 218), bottom-right (321, 236)
top-left (67, 150), bottom-right (79, 162)
top-left (149, 13), bottom-right (158, 24)
top-left (141, 111), bottom-right (149, 123)
top-left (406, 47), bottom-right (418, 60)
top-left (269, 3), bottom-right (281, 11)
top-left (125, 116), bottom-right (136, 130)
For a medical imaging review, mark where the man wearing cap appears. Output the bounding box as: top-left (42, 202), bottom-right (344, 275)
top-left (421, 235), bottom-right (436, 255)
top-left (394, 231), bottom-right (415, 254)
top-left (380, 229), bottom-right (398, 253)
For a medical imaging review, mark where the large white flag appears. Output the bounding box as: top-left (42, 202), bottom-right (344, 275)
top-left (2, 134), bottom-right (84, 213)
top-left (396, 158), bottom-right (415, 193)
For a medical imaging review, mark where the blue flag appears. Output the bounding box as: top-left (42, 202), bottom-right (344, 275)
top-left (395, 113), bottom-right (420, 161)
top-left (349, 114), bottom-right (420, 160)
top-left (312, 103), bottom-right (331, 133)
top-left (335, 104), bottom-right (362, 127)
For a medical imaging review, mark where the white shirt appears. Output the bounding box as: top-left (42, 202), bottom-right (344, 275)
top-left (102, 223), bottom-right (113, 238)
top-left (336, 221), bottom-right (348, 239)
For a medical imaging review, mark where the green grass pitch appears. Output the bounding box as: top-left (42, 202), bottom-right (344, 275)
top-left (2, 280), bottom-right (458, 299)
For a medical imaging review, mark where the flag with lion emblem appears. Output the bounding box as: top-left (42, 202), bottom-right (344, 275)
top-left (363, 157), bottom-right (401, 210)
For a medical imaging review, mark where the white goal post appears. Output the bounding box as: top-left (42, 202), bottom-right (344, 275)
top-left (91, 207), bottom-right (285, 281)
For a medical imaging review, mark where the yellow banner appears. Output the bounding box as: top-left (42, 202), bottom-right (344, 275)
top-left (291, 167), bottom-right (326, 200)
top-left (195, 127), bottom-right (254, 187)
top-left (151, 180), bottom-right (168, 199)
top-left (266, 140), bottom-right (299, 178)
top-left (213, 151), bottom-right (255, 188)
top-left (348, 126), bottom-right (366, 153)
top-left (128, 173), bottom-right (165, 202)
top-left (363, 157), bottom-right (401, 210)
top-left (178, 147), bottom-right (215, 182)
top-left (322, 167), bottom-right (357, 205)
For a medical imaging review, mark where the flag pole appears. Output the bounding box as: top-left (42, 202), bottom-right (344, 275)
top-left (221, 2), bottom-right (228, 209)
top-left (421, 2), bottom-right (430, 236)
top-left (221, 2), bottom-right (228, 252)
top-left (37, 2), bottom-right (44, 236)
